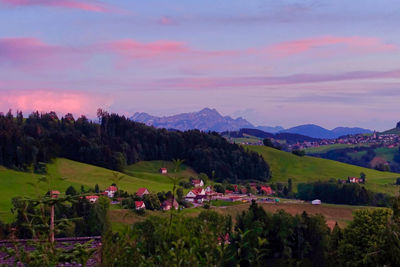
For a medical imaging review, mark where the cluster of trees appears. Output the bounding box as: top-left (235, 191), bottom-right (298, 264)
top-left (0, 110), bottom-right (270, 183)
top-left (101, 200), bottom-right (400, 266)
top-left (223, 128), bottom-right (319, 145)
top-left (297, 180), bottom-right (393, 207)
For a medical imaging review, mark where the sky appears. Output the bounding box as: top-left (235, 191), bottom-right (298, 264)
top-left (0, 0), bottom-right (399, 130)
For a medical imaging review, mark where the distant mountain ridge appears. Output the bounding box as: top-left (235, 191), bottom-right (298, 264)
top-left (281, 124), bottom-right (372, 139)
top-left (130, 108), bottom-right (372, 138)
top-left (131, 108), bottom-right (253, 132)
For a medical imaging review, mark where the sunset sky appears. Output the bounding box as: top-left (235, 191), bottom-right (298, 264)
top-left (0, 0), bottom-right (399, 130)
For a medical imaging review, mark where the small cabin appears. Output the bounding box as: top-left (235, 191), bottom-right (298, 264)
top-left (312, 199), bottom-right (321, 205)
top-left (159, 168), bottom-right (168, 174)
top-left (135, 201), bottom-right (146, 210)
top-left (85, 195), bottom-right (99, 203)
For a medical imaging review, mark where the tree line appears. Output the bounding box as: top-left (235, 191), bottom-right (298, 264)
top-left (297, 180), bottom-right (393, 207)
top-left (0, 110), bottom-right (270, 183)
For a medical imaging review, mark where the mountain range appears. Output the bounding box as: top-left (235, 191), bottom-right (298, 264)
top-left (130, 108), bottom-right (372, 139)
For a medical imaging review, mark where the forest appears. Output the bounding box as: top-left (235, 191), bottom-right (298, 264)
top-left (297, 180), bottom-right (393, 207)
top-left (0, 110), bottom-right (270, 183)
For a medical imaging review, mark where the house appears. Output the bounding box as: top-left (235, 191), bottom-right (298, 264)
top-left (225, 190), bottom-right (233, 195)
top-left (205, 185), bottom-right (213, 193)
top-left (162, 199), bottom-right (179, 210)
top-left (135, 201), bottom-right (146, 210)
top-left (312, 199), bottom-right (321, 205)
top-left (348, 177), bottom-right (364, 184)
top-left (136, 188), bottom-right (150, 198)
top-left (185, 188), bottom-right (206, 202)
top-left (85, 195), bottom-right (99, 203)
top-left (233, 185), bottom-right (239, 193)
top-left (192, 179), bottom-right (204, 187)
top-left (159, 168), bottom-right (168, 174)
top-left (260, 186), bottom-right (273, 195)
top-left (105, 186), bottom-right (118, 198)
top-left (194, 194), bottom-right (208, 204)
top-left (50, 190), bottom-right (60, 198)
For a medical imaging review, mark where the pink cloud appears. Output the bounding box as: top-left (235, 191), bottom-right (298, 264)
top-left (265, 36), bottom-right (397, 58)
top-left (157, 16), bottom-right (177, 26)
top-left (0, 89), bottom-right (112, 117)
top-left (157, 69), bottom-right (400, 89)
top-left (104, 39), bottom-right (190, 59)
top-left (0, 0), bottom-right (112, 12)
top-left (0, 37), bottom-right (86, 71)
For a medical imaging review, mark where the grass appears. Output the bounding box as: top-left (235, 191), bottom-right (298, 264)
top-left (305, 144), bottom-right (369, 154)
top-left (0, 158), bottom-right (181, 222)
top-left (210, 200), bottom-right (244, 207)
top-left (109, 202), bottom-right (378, 230)
top-left (246, 145), bottom-right (400, 195)
top-left (124, 160), bottom-right (198, 182)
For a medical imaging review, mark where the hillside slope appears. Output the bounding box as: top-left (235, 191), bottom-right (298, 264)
top-left (246, 146), bottom-right (399, 194)
top-left (0, 158), bottom-right (181, 222)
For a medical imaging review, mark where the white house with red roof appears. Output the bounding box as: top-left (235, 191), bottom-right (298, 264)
top-left (185, 188), bottom-right (206, 203)
top-left (135, 201), bottom-right (146, 210)
top-left (85, 195), bottom-right (99, 203)
top-left (192, 179), bottom-right (204, 187)
top-left (136, 188), bottom-right (150, 198)
top-left (159, 168), bottom-right (168, 174)
top-left (105, 186), bottom-right (118, 198)
top-left (205, 185), bottom-right (213, 193)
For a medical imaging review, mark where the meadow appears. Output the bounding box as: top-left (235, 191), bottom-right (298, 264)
top-left (246, 145), bottom-right (400, 195)
top-left (0, 158), bottom-right (194, 222)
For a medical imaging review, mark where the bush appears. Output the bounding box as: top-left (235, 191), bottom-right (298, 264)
top-left (292, 149), bottom-right (305, 156)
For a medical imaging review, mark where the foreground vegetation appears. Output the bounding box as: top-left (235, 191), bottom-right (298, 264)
top-left (5, 193), bottom-right (400, 266)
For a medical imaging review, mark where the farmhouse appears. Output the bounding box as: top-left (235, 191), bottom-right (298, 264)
top-left (185, 188), bottom-right (206, 202)
top-left (85, 195), bottom-right (99, 203)
top-left (105, 186), bottom-right (118, 198)
top-left (162, 198), bottom-right (179, 210)
top-left (135, 201), bottom-right (146, 210)
top-left (312, 199), bottom-right (321, 205)
top-left (159, 168), bottom-right (168, 174)
top-left (348, 177), bottom-right (364, 184)
top-left (192, 179), bottom-right (204, 187)
top-left (205, 185), bottom-right (213, 193)
top-left (136, 187), bottom-right (150, 198)
top-left (260, 186), bottom-right (273, 195)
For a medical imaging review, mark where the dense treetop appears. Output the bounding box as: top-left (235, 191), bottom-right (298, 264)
top-left (0, 110), bottom-right (270, 183)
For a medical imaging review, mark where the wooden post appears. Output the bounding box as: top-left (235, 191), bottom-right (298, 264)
top-left (49, 190), bottom-right (60, 243)
top-left (50, 204), bottom-right (55, 243)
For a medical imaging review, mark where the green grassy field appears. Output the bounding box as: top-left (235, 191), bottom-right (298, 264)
top-left (0, 158), bottom-right (184, 222)
top-left (305, 144), bottom-right (369, 154)
top-left (246, 145), bottom-right (400, 195)
top-left (124, 160), bottom-right (198, 181)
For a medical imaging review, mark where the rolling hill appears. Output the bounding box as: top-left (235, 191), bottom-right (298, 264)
top-left (0, 158), bottom-right (196, 222)
top-left (246, 145), bottom-right (400, 195)
top-left (281, 124), bottom-right (372, 139)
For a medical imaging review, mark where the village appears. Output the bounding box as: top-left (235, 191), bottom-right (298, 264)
top-left (82, 167), bottom-right (369, 212)
top-left (289, 132), bottom-right (400, 150)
